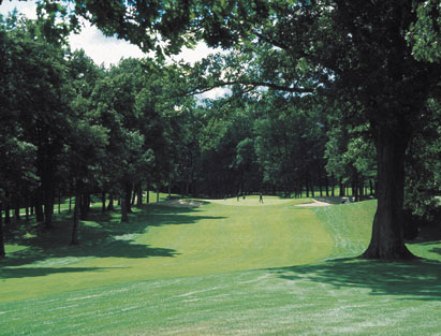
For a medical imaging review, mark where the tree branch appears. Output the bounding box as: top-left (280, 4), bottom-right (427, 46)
top-left (186, 80), bottom-right (316, 96)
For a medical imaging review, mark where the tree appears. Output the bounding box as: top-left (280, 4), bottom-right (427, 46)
top-left (17, 1), bottom-right (441, 259)
top-left (65, 49), bottom-right (107, 244)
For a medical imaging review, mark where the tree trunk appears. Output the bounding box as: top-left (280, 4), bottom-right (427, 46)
top-left (58, 191), bottom-right (62, 214)
top-left (25, 197), bottom-right (29, 222)
top-left (0, 203), bottom-right (5, 258)
top-left (369, 179), bottom-right (375, 196)
top-left (101, 191), bottom-right (106, 213)
top-left (362, 130), bottom-right (414, 260)
top-left (339, 180), bottom-right (345, 197)
top-left (156, 189), bottom-right (160, 203)
top-left (130, 188), bottom-right (136, 206)
top-left (136, 184), bottom-right (143, 207)
top-left (70, 190), bottom-right (81, 245)
top-left (14, 201), bottom-right (20, 221)
top-left (121, 192), bottom-right (129, 223)
top-left (35, 196), bottom-right (44, 223)
top-left (80, 193), bottom-right (89, 220)
top-left (5, 204), bottom-right (11, 225)
top-left (43, 184), bottom-right (55, 229)
top-left (68, 195), bottom-right (72, 213)
top-left (107, 194), bottom-right (114, 211)
top-left (126, 184), bottom-right (132, 213)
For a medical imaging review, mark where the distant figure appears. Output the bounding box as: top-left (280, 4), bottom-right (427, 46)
top-left (259, 193), bottom-right (264, 204)
top-left (243, 194), bottom-right (246, 200)
top-left (237, 192), bottom-right (240, 201)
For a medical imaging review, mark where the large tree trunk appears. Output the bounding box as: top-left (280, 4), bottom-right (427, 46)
top-left (44, 196), bottom-right (54, 229)
top-left (80, 193), bottom-right (89, 220)
top-left (43, 177), bottom-right (55, 229)
top-left (362, 130), bottom-right (414, 260)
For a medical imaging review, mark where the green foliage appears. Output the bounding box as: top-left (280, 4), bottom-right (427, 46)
top-left (409, 0), bottom-right (441, 62)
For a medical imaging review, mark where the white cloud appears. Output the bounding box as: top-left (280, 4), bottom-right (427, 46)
top-left (68, 21), bottom-right (146, 67)
top-left (1, 0), bottom-right (228, 98)
top-left (1, 1), bottom-right (217, 67)
top-left (0, 0), bottom-right (37, 19)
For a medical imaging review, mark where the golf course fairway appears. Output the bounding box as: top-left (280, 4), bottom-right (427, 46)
top-left (1, 196), bottom-right (441, 335)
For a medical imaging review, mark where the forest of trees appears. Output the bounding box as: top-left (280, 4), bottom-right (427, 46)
top-left (1, 0), bottom-right (441, 260)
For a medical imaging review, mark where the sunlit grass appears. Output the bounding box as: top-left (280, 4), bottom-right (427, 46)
top-left (1, 198), bottom-right (441, 335)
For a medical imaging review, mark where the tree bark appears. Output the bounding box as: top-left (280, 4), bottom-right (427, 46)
top-left (107, 194), bottom-right (114, 211)
top-left (121, 192), bottom-right (129, 223)
top-left (0, 203), bottom-right (5, 258)
top-left (14, 198), bottom-right (20, 221)
top-left (126, 184), bottom-right (132, 213)
top-left (339, 180), bottom-right (345, 197)
top-left (362, 129), bottom-right (414, 260)
top-left (58, 191), bottom-right (62, 214)
top-left (25, 203), bottom-right (29, 222)
top-left (5, 204), bottom-right (11, 225)
top-left (131, 185), bottom-right (136, 206)
top-left (101, 191), bottom-right (106, 213)
top-left (43, 182), bottom-right (55, 229)
top-left (71, 190), bottom-right (81, 245)
top-left (80, 193), bottom-right (89, 220)
top-left (136, 184), bottom-right (143, 207)
top-left (35, 195), bottom-right (44, 223)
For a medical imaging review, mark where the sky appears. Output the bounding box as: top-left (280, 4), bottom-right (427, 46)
top-left (0, 0), bottom-right (227, 99)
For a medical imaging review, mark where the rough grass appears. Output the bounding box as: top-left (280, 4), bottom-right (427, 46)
top-left (1, 197), bottom-right (441, 335)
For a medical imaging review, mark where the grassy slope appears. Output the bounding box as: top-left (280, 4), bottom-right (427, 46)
top-left (1, 197), bottom-right (441, 335)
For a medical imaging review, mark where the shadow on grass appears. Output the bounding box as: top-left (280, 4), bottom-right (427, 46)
top-left (0, 266), bottom-right (115, 279)
top-left (271, 257), bottom-right (441, 301)
top-left (1, 203), bottom-right (224, 274)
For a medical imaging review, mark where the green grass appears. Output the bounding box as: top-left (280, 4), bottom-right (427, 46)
top-left (1, 197), bottom-right (441, 335)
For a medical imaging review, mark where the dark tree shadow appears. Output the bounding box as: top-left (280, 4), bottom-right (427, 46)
top-left (1, 203), bottom-right (225, 273)
top-left (0, 266), bottom-right (116, 279)
top-left (270, 257), bottom-right (441, 301)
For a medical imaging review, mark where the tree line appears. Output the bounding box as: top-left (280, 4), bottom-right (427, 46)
top-left (1, 1), bottom-right (441, 260)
